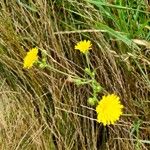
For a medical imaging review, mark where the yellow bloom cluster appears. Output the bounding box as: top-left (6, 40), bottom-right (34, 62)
top-left (23, 48), bottom-right (38, 69)
top-left (96, 94), bottom-right (123, 126)
top-left (75, 40), bottom-right (92, 54)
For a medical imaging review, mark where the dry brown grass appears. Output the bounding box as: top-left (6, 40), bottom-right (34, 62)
top-left (0, 0), bottom-right (150, 150)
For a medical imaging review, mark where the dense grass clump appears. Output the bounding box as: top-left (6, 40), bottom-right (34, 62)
top-left (0, 0), bottom-right (150, 149)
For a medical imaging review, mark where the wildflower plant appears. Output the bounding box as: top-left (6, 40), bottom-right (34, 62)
top-left (23, 48), bottom-right (38, 69)
top-left (74, 40), bottom-right (102, 106)
top-left (23, 48), bottom-right (48, 69)
top-left (74, 40), bottom-right (124, 125)
top-left (96, 94), bottom-right (123, 126)
top-left (23, 40), bottom-right (124, 126)
top-left (75, 40), bottom-right (92, 54)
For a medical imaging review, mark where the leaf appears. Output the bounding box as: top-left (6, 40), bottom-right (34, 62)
top-left (96, 23), bottom-right (138, 49)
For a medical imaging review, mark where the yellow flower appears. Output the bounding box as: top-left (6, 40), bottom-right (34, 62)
top-left (75, 40), bottom-right (92, 54)
top-left (23, 48), bottom-right (38, 69)
top-left (96, 94), bottom-right (123, 126)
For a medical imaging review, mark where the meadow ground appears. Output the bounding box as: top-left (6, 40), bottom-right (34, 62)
top-left (0, 0), bottom-right (150, 150)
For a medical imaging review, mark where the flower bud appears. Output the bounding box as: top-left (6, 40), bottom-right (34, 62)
top-left (88, 97), bottom-right (96, 106)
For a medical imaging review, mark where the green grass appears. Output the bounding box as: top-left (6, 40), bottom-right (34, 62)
top-left (0, 0), bottom-right (150, 149)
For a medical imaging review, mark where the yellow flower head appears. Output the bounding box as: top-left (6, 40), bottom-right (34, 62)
top-left (23, 48), bottom-right (38, 69)
top-left (96, 94), bottom-right (123, 126)
top-left (75, 40), bottom-right (92, 54)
